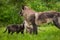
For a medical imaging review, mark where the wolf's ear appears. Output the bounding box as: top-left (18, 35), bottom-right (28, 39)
top-left (21, 5), bottom-right (25, 10)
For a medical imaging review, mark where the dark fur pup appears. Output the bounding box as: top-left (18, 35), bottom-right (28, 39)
top-left (3, 23), bottom-right (25, 34)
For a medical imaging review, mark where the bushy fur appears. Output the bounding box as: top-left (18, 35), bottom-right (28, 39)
top-left (20, 5), bottom-right (60, 34)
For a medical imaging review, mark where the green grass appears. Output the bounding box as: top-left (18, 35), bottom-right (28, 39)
top-left (0, 25), bottom-right (60, 40)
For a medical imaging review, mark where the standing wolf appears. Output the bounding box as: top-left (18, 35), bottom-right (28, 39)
top-left (20, 5), bottom-right (60, 34)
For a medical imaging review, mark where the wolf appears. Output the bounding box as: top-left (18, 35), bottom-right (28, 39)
top-left (20, 5), bottom-right (60, 34)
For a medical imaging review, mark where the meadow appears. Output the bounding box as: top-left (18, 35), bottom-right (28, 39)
top-left (0, 24), bottom-right (60, 40)
top-left (0, 0), bottom-right (60, 40)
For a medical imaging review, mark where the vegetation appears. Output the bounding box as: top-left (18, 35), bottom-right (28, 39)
top-left (0, 0), bottom-right (60, 40)
top-left (0, 0), bottom-right (24, 26)
top-left (0, 0), bottom-right (60, 26)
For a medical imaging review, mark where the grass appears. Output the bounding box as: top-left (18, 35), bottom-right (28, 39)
top-left (0, 24), bottom-right (60, 40)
